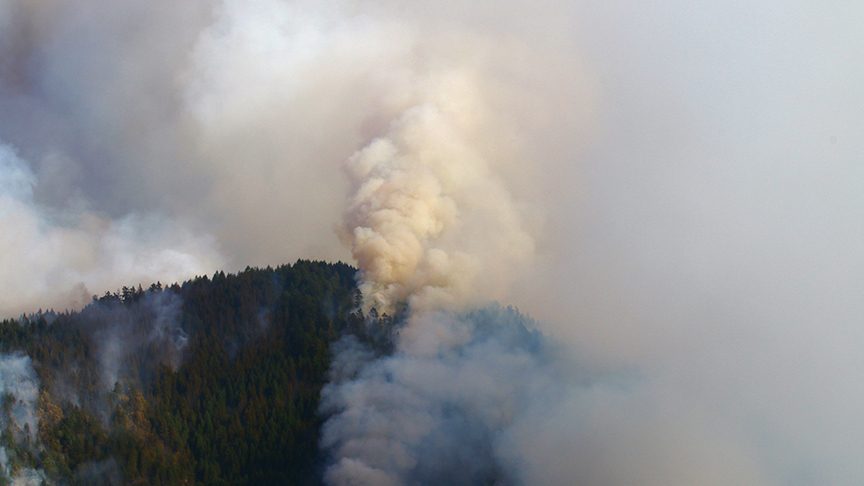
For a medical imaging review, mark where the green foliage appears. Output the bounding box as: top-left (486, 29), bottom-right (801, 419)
top-left (0, 260), bottom-right (359, 485)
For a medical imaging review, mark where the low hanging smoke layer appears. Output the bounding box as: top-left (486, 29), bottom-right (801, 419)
top-left (4, 0), bottom-right (864, 484)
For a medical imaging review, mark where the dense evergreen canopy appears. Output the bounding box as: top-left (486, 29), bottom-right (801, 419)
top-left (0, 260), bottom-right (359, 485)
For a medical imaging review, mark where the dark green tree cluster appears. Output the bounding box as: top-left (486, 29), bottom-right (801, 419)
top-left (0, 260), bottom-right (358, 485)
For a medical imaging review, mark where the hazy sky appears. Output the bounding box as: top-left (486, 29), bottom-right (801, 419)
top-left (2, 0), bottom-right (864, 484)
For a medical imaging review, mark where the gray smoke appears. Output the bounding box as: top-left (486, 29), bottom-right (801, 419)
top-left (0, 0), bottom-right (590, 317)
top-left (321, 306), bottom-right (558, 485)
top-left (0, 143), bottom-right (223, 317)
top-left (3, 0), bottom-right (864, 485)
top-left (88, 290), bottom-right (190, 391)
top-left (0, 353), bottom-right (45, 486)
top-left (0, 353), bottom-right (38, 440)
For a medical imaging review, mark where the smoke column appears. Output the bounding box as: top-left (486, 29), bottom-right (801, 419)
top-left (323, 28), bottom-right (552, 480)
top-left (342, 103), bottom-right (534, 313)
top-left (3, 0), bottom-right (864, 484)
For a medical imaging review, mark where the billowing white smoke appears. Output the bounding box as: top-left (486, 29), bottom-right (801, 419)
top-left (313, 4), bottom-right (580, 481)
top-left (187, 0), bottom-right (570, 318)
top-left (315, 7), bottom-right (572, 482)
top-left (342, 103), bottom-right (534, 314)
top-left (0, 143), bottom-right (223, 317)
top-left (183, 0), bottom-right (587, 272)
top-left (0, 0), bottom-right (587, 313)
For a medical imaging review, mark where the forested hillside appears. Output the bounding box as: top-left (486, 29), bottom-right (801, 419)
top-left (0, 260), bottom-right (361, 486)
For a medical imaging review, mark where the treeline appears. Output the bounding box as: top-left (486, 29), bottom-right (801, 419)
top-left (0, 260), bottom-right (359, 485)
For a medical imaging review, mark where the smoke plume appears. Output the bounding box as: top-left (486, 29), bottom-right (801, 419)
top-left (319, 8), bottom-right (591, 480)
top-left (342, 103), bottom-right (534, 314)
top-left (323, 14), bottom-right (568, 478)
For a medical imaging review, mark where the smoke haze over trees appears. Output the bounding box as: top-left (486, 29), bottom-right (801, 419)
top-left (3, 0), bottom-right (864, 485)
top-left (0, 261), bottom-right (358, 485)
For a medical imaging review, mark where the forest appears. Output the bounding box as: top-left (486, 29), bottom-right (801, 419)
top-left (0, 260), bottom-right (364, 485)
top-left (0, 260), bottom-right (539, 486)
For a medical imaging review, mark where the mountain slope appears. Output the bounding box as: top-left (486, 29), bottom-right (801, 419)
top-left (0, 260), bottom-right (357, 486)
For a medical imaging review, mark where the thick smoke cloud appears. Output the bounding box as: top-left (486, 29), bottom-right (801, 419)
top-left (2, 0), bottom-right (864, 485)
top-left (321, 307), bottom-right (554, 485)
top-left (0, 143), bottom-right (223, 317)
top-left (0, 0), bottom-right (587, 316)
top-left (531, 3), bottom-right (864, 485)
top-left (342, 103), bottom-right (534, 313)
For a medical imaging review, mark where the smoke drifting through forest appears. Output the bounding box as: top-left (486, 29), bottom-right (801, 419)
top-left (3, 0), bottom-right (864, 484)
top-left (0, 353), bottom-right (45, 485)
top-left (321, 307), bottom-right (560, 485)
